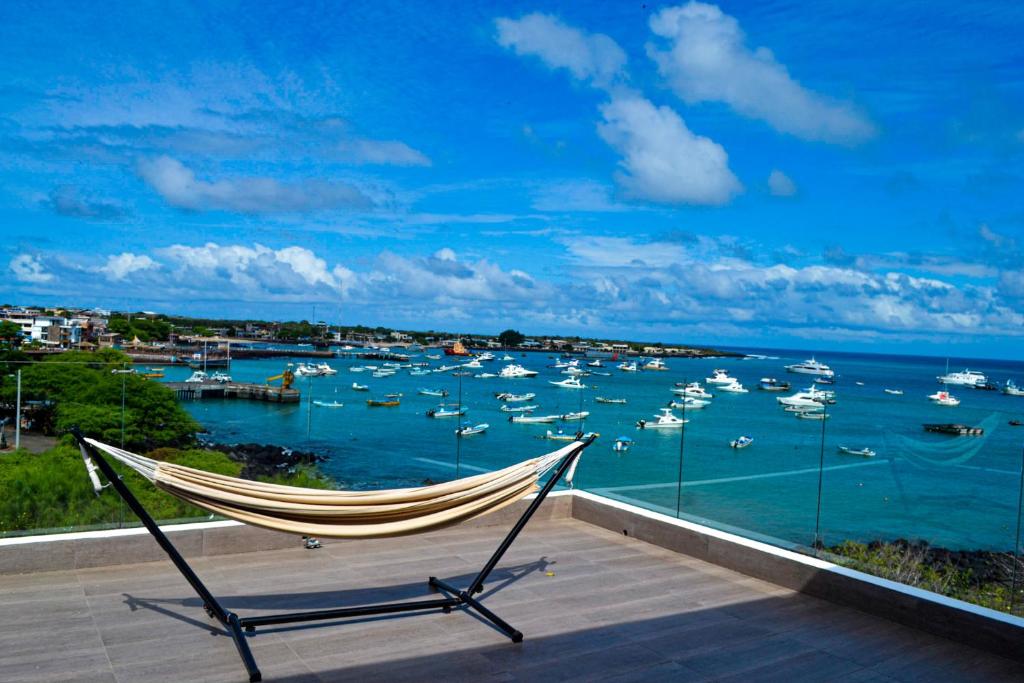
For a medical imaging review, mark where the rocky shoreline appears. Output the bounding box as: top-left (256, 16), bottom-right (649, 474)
top-left (826, 538), bottom-right (1021, 585)
top-left (201, 441), bottom-right (329, 479)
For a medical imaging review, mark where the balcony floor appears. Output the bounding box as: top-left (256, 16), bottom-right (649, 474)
top-left (2, 517), bottom-right (1022, 682)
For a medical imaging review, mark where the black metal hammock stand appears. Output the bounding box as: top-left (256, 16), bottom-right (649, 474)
top-left (73, 430), bottom-right (594, 682)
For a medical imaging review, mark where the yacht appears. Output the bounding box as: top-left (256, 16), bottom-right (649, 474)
top-left (617, 361), bottom-right (638, 372)
top-left (936, 369), bottom-right (987, 387)
top-left (550, 376), bottom-right (586, 389)
top-left (477, 352), bottom-right (495, 362)
top-left (705, 369), bottom-right (736, 385)
top-left (643, 358), bottom-right (668, 371)
top-left (671, 382), bottom-right (714, 399)
top-left (784, 358), bottom-right (835, 377)
top-left (499, 364), bottom-right (538, 378)
top-left (928, 390), bottom-right (960, 407)
top-left (315, 363), bottom-right (338, 375)
top-left (717, 379), bottom-right (749, 394)
top-left (636, 408), bottom-right (687, 430)
top-left (777, 389), bottom-right (828, 408)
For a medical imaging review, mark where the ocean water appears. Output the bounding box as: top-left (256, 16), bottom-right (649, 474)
top-left (163, 349), bottom-right (1024, 551)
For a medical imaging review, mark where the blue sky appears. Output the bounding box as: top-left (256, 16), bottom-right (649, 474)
top-left (1, 1), bottom-right (1022, 357)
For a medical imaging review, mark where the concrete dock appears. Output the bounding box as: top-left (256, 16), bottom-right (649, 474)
top-left (163, 382), bottom-right (300, 403)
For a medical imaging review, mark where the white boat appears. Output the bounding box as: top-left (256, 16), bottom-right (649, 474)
top-left (210, 371), bottom-right (232, 384)
top-left (587, 359), bottom-right (603, 368)
top-left (315, 363), bottom-right (338, 375)
top-left (730, 435), bottom-right (753, 449)
top-left (499, 364), bottom-right (538, 378)
top-left (351, 382), bottom-right (369, 391)
top-left (426, 354), bottom-right (442, 360)
top-left (462, 359), bottom-right (483, 369)
top-left (594, 396), bottom-right (627, 404)
top-left (795, 411), bottom-right (829, 420)
top-left (455, 422), bottom-right (489, 436)
top-left (372, 370), bottom-right (396, 378)
top-left (477, 352), bottom-right (495, 362)
top-left (705, 369), bottom-right (736, 385)
top-left (717, 379), bottom-right (748, 394)
top-left (783, 404), bottom-right (823, 413)
top-left (838, 446), bottom-right (876, 457)
top-left (426, 404), bottom-right (467, 418)
top-left (409, 369), bottom-right (430, 377)
top-left (544, 429), bottom-right (598, 441)
top-left (559, 411), bottom-right (590, 421)
top-left (777, 390), bottom-right (827, 408)
top-left (643, 358), bottom-right (667, 371)
top-left (668, 397), bottom-right (710, 410)
top-left (784, 358), bottom-right (835, 377)
top-left (418, 388), bottom-right (449, 397)
top-left (552, 358), bottom-right (578, 369)
top-left (474, 373), bottom-right (498, 379)
top-left (349, 366), bottom-right (366, 373)
top-left (636, 408), bottom-right (687, 429)
top-left (613, 436), bottom-right (633, 452)
top-left (937, 368), bottom-right (987, 386)
top-left (550, 376), bottom-right (586, 389)
top-left (185, 371), bottom-right (208, 383)
top-left (1002, 380), bottom-right (1024, 397)
top-left (759, 377), bottom-right (791, 391)
top-left (561, 366), bottom-right (586, 376)
top-left (617, 361), bottom-right (638, 372)
top-left (510, 414), bottom-right (557, 424)
top-left (294, 363), bottom-right (323, 377)
top-left (928, 390), bottom-right (960, 406)
top-left (500, 404), bottom-right (539, 413)
top-left (883, 388), bottom-right (904, 395)
top-left (501, 354), bottom-right (515, 361)
top-left (671, 382), bottom-right (714, 399)
top-left (496, 392), bottom-right (535, 402)
top-left (313, 400), bottom-right (344, 408)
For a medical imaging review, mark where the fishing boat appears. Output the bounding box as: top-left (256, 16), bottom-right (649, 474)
top-left (351, 382), bottom-right (369, 391)
top-left (884, 388), bottom-right (904, 395)
top-left (717, 379), bottom-right (748, 394)
top-left (730, 435), bottom-right (753, 449)
top-left (418, 388), bottom-right (449, 397)
top-left (784, 358), bottom-right (835, 377)
top-left (550, 376), bottom-right (586, 389)
top-left (499, 404), bottom-right (539, 413)
top-left (923, 423), bottom-right (983, 435)
top-left (509, 414), bottom-right (557, 424)
top-left (758, 377), bottom-right (791, 391)
top-left (613, 436), bottom-right (633, 452)
top-left (185, 371), bottom-right (208, 383)
top-left (838, 446), bottom-right (876, 457)
top-left (636, 408), bottom-right (687, 430)
top-left (617, 361), bottom-right (638, 372)
top-left (499, 364), bottom-right (538, 378)
top-left (1003, 380), bottom-right (1024, 397)
top-left (426, 404), bottom-right (466, 418)
top-left (705, 369), bottom-right (736, 385)
top-left (495, 392), bottom-right (535, 402)
top-left (559, 411), bottom-right (590, 421)
top-left (643, 358), bottom-right (668, 371)
top-left (455, 422), bottom-right (489, 436)
top-left (671, 382), bottom-right (713, 399)
top-left (313, 400), bottom-right (345, 408)
top-left (928, 390), bottom-right (960, 406)
top-left (366, 399), bottom-right (400, 407)
top-left (444, 340), bottom-right (471, 357)
top-left (595, 396), bottom-right (627, 404)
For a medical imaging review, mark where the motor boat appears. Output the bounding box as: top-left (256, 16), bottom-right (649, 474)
top-left (550, 376), bottom-right (586, 389)
top-left (936, 368), bottom-right (987, 387)
top-left (315, 363), bottom-right (338, 375)
top-left (209, 371), bottom-right (232, 383)
top-left (185, 371), bottom-right (208, 383)
top-left (838, 446), bottom-right (876, 457)
top-left (784, 358), bottom-right (835, 377)
top-left (668, 397), bottom-right (710, 410)
top-left (474, 373), bottom-right (498, 379)
top-left (499, 364), bottom-right (538, 378)
top-left (928, 390), bottom-right (960, 406)
top-left (313, 400), bottom-right (344, 408)
top-left (426, 404), bottom-right (467, 418)
top-left (613, 436), bottom-right (633, 452)
top-left (544, 429), bottom-right (598, 442)
top-left (671, 382), bottom-right (713, 399)
top-left (372, 370), bottom-right (396, 378)
top-left (795, 411), bottom-right (829, 420)
top-left (636, 408), bottom-right (687, 429)
top-left (495, 392), bottom-right (535, 402)
top-left (617, 361), bottom-right (638, 372)
top-left (418, 388), bottom-right (448, 397)
top-left (643, 358), bottom-right (668, 371)
top-left (595, 396), bottom-right (627, 404)
top-left (717, 379), bottom-right (748, 394)
top-left (759, 378), bottom-right (791, 392)
top-left (777, 389), bottom-right (828, 408)
top-left (426, 354), bottom-right (442, 360)
top-left (409, 369), bottom-right (430, 377)
top-left (588, 359), bottom-right (603, 368)
top-left (501, 354), bottom-right (515, 361)
top-left (509, 414), bottom-right (557, 424)
top-left (366, 398), bottom-right (400, 407)
top-left (462, 359), bottom-right (483, 369)
top-left (552, 358), bottom-right (578, 369)
top-left (1003, 380), bottom-right (1024, 397)
top-left (455, 422), bottom-right (489, 436)
top-left (561, 366), bottom-right (586, 376)
top-left (705, 369), bottom-right (736, 385)
top-left (294, 363), bottom-right (323, 377)
top-left (559, 411), bottom-right (590, 421)
top-left (477, 352), bottom-right (495, 362)
top-left (730, 436), bottom-right (753, 449)
top-left (499, 404), bottom-right (539, 413)
top-left (351, 382), bottom-right (369, 391)
top-left (433, 364), bottom-right (458, 373)
top-left (814, 376), bottom-right (835, 385)
top-left (884, 388), bottom-right (903, 395)
top-left (783, 404), bottom-right (823, 413)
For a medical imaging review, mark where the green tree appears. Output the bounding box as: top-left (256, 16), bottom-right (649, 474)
top-left (0, 320), bottom-right (23, 348)
top-left (498, 329), bottom-right (525, 348)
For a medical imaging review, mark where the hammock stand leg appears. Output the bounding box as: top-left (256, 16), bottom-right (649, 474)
top-left (74, 431), bottom-right (592, 683)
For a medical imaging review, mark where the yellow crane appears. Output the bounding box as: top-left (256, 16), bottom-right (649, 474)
top-left (266, 366), bottom-right (295, 390)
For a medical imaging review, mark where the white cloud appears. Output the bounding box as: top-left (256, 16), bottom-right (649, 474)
top-left (495, 13), bottom-right (627, 86)
top-left (137, 156), bottom-right (373, 214)
top-left (597, 96), bottom-right (742, 205)
top-left (648, 2), bottom-right (876, 144)
top-left (101, 253), bottom-right (158, 280)
top-left (9, 254), bottom-right (53, 283)
top-left (531, 180), bottom-right (626, 212)
top-left (341, 139), bottom-right (431, 167)
top-left (767, 169), bottom-right (797, 196)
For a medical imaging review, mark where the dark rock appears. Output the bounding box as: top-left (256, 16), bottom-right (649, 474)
top-left (202, 441), bottom-right (329, 479)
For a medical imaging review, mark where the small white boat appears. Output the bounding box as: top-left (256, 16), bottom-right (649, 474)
top-left (587, 359), bottom-right (603, 368)
top-left (455, 422), bottom-right (489, 436)
top-left (838, 446), bottom-right (876, 457)
top-left (544, 429), bottom-right (598, 441)
top-left (671, 382), bottom-right (714, 399)
top-left (462, 359), bottom-right (483, 369)
top-left (928, 390), bottom-right (960, 406)
top-left (426, 354), bottom-right (442, 360)
top-left (409, 370), bottom-right (430, 377)
top-left (855, 381), bottom-right (865, 386)
top-left (705, 369), bottom-right (736, 385)
top-left (510, 414), bottom-right (557, 424)
top-left (501, 354), bottom-right (515, 361)
top-left (717, 379), bottom-right (748, 394)
top-left (617, 361), bottom-right (638, 372)
top-left (730, 435), bottom-right (753, 449)
top-left (595, 396), bottom-right (627, 404)
top-left (349, 366), bottom-right (366, 373)
top-left (372, 370), bottom-right (396, 378)
top-left (315, 363), bottom-right (338, 375)
top-left (419, 388), bottom-right (448, 397)
top-left (500, 404), bottom-right (539, 413)
top-left (550, 376), bottom-right (586, 389)
top-left (795, 411), bottom-right (830, 420)
top-left (426, 404), bottom-right (467, 418)
top-left (313, 400), bottom-right (345, 408)
top-left (613, 436), bottom-right (633, 452)
top-left (1003, 380), bottom-right (1024, 397)
top-left (883, 388), bottom-right (903, 395)
top-left (351, 382), bottom-right (369, 391)
top-left (668, 397), bottom-right (710, 410)
top-left (643, 358), bottom-right (668, 371)
top-left (496, 392), bottom-right (535, 402)
top-left (636, 408), bottom-right (687, 429)
top-left (474, 373), bottom-right (498, 379)
top-left (559, 411), bottom-right (590, 421)
top-left (783, 404), bottom-right (823, 413)
top-left (185, 371), bottom-right (208, 383)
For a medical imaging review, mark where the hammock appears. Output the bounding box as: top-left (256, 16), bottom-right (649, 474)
top-left (81, 438), bottom-right (585, 539)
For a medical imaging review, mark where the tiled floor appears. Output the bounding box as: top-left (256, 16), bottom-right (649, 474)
top-left (2, 518), bottom-right (1022, 682)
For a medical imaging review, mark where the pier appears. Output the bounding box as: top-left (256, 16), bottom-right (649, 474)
top-left (163, 381), bottom-right (300, 403)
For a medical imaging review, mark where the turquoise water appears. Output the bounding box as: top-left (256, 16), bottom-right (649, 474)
top-left (164, 350), bottom-right (1024, 551)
